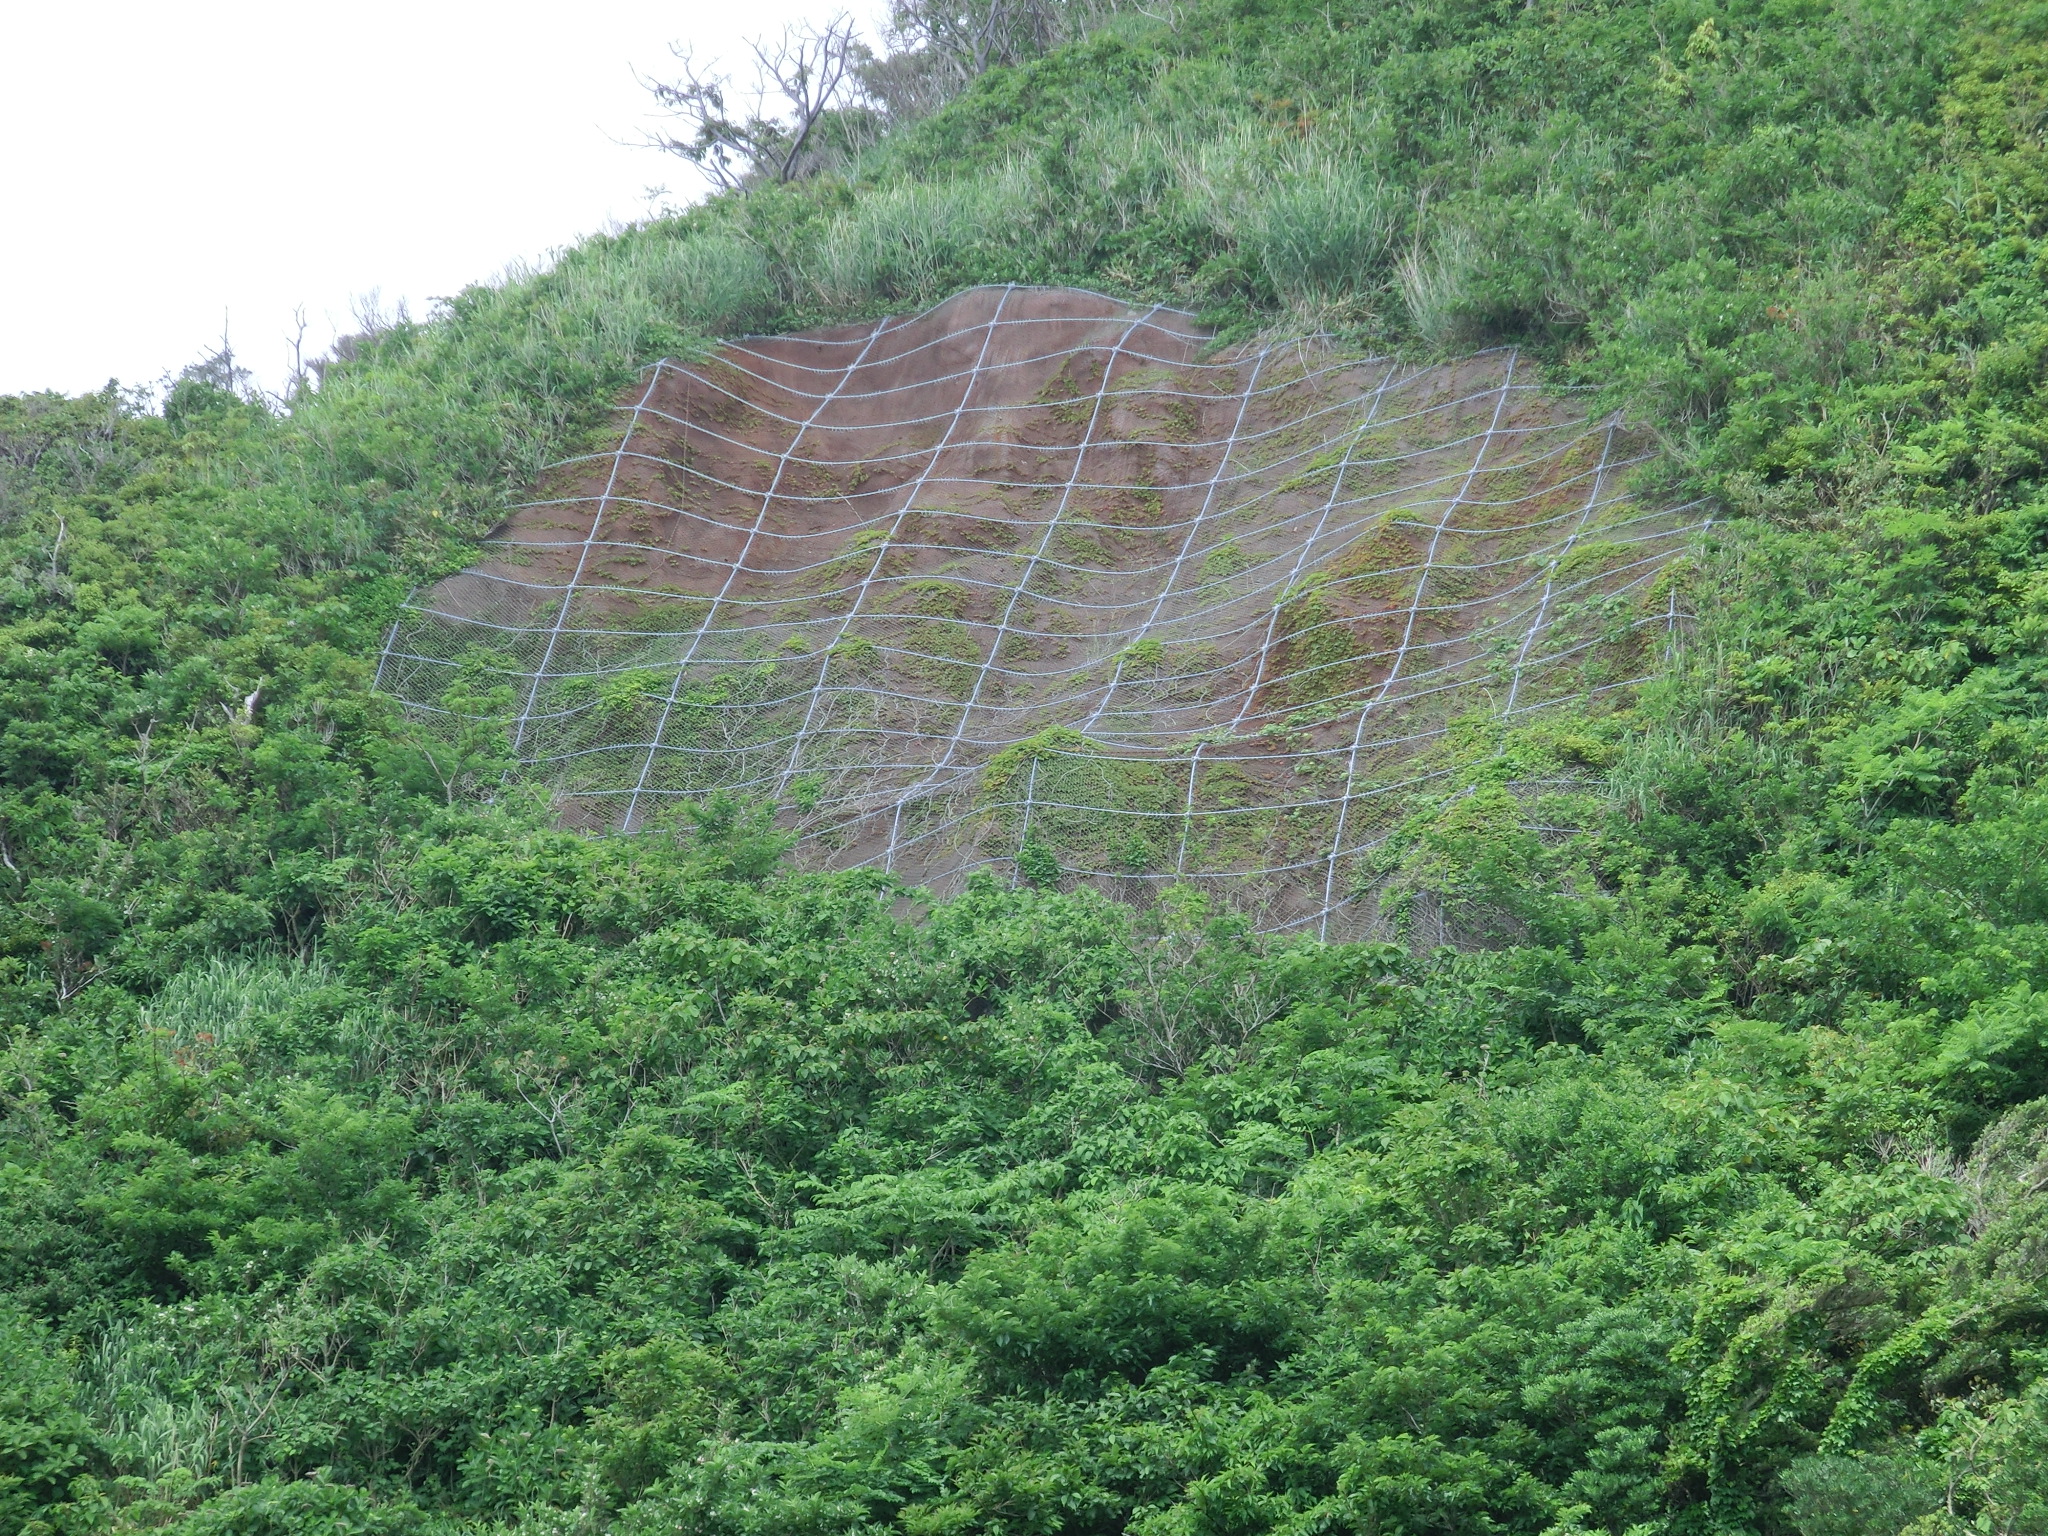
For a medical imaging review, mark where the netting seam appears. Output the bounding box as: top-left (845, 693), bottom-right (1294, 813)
top-left (1506, 417), bottom-right (1615, 716)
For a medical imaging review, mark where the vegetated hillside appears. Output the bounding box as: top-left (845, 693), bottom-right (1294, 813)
top-left (386, 285), bottom-right (1692, 926)
top-left (3, 0), bottom-right (2048, 1530)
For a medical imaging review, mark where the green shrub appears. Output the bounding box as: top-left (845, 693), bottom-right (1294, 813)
top-left (0, 1306), bottom-right (98, 1534)
top-left (1180, 129), bottom-right (1400, 313)
top-left (1781, 1454), bottom-right (1942, 1536)
top-left (807, 165), bottom-right (1041, 309)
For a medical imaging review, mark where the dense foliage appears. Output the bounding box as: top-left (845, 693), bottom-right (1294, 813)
top-left (8, 0), bottom-right (2048, 1531)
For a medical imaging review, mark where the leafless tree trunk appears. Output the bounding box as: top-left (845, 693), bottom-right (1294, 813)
top-left (646, 14), bottom-right (868, 190)
top-left (881, 0), bottom-right (1096, 85)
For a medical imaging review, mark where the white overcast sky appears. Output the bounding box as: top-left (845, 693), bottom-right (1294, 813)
top-left (2, 0), bottom-right (855, 398)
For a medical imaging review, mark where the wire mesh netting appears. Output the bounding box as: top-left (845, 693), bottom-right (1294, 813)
top-left (378, 285), bottom-right (1706, 936)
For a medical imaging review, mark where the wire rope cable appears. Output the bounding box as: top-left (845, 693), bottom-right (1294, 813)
top-left (375, 289), bottom-right (1700, 930)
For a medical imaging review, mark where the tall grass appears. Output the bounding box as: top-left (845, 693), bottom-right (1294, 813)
top-left (475, 231), bottom-right (777, 383)
top-left (1063, 115), bottom-right (1187, 239)
top-left (1176, 127), bottom-right (1401, 317)
top-left (276, 226), bottom-right (778, 555)
top-left (143, 953), bottom-right (330, 1054)
top-left (217, 0), bottom-right (1956, 578)
top-left (1396, 225), bottom-right (1484, 350)
top-left (78, 1321), bottom-right (226, 1488)
top-left (806, 163), bottom-right (1043, 309)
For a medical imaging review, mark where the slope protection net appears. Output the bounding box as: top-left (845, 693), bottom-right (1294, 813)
top-left (379, 286), bottom-right (1705, 936)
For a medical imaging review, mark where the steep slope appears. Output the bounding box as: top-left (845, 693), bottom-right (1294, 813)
top-left (385, 288), bottom-right (1691, 927)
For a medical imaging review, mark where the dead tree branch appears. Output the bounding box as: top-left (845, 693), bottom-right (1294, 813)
top-left (645, 14), bottom-right (867, 190)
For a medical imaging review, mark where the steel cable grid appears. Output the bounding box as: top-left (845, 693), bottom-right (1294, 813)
top-left (380, 289), bottom-right (1699, 929)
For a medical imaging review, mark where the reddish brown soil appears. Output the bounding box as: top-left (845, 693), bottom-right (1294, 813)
top-left (382, 287), bottom-right (1696, 931)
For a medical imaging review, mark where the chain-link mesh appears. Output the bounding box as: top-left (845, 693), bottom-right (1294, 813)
top-left (378, 286), bottom-right (1706, 935)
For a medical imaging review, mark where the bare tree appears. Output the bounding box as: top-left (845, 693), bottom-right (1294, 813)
top-left (1114, 922), bottom-right (1290, 1083)
top-left (852, 0), bottom-right (1121, 126)
top-left (308, 290), bottom-right (415, 389)
top-left (181, 322), bottom-right (256, 400)
top-left (644, 1), bottom-right (1115, 177)
top-left (888, 0), bottom-right (1061, 78)
top-left (268, 305), bottom-right (313, 411)
top-left (646, 14), bottom-right (869, 191)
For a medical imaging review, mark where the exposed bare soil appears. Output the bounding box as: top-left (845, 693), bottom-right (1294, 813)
top-left (380, 287), bottom-right (1697, 932)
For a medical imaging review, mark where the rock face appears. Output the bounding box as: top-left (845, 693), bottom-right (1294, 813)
top-left (380, 286), bottom-right (1699, 932)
